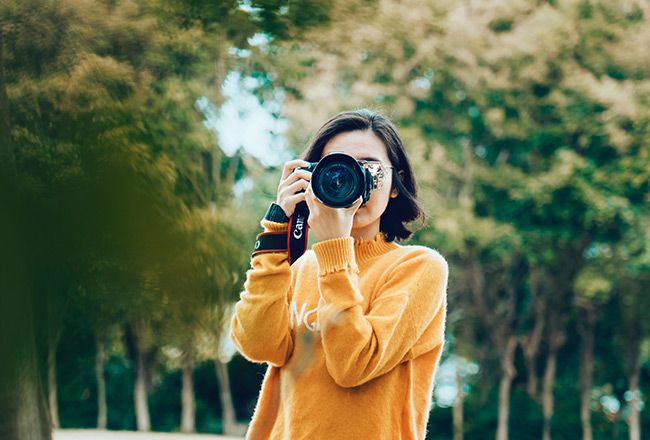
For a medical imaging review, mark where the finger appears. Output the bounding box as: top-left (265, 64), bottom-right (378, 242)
top-left (286, 191), bottom-right (306, 209)
top-left (281, 169), bottom-right (312, 187)
top-left (281, 159), bottom-right (311, 180)
top-left (345, 196), bottom-right (363, 211)
top-left (281, 179), bottom-right (309, 197)
top-left (304, 185), bottom-right (315, 210)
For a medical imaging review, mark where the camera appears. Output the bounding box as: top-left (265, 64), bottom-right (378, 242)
top-left (299, 152), bottom-right (390, 208)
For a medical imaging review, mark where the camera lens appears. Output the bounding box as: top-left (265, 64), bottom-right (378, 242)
top-left (311, 153), bottom-right (365, 208)
top-left (320, 164), bottom-right (359, 203)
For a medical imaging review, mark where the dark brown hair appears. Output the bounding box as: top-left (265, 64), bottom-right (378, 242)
top-left (301, 108), bottom-right (425, 242)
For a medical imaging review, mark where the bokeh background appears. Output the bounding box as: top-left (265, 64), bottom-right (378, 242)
top-left (1, 1), bottom-right (649, 439)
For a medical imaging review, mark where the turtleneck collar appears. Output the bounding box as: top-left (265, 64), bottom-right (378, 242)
top-left (353, 232), bottom-right (400, 264)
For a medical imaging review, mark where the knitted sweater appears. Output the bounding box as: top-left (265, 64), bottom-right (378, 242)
top-left (231, 218), bottom-right (449, 440)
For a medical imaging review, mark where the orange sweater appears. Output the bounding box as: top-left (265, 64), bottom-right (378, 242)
top-left (231, 218), bottom-right (448, 440)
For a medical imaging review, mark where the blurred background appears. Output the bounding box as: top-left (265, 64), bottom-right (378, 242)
top-left (1, 0), bottom-right (649, 439)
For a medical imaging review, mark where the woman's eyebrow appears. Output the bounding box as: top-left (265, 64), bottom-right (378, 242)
top-left (359, 156), bottom-right (382, 161)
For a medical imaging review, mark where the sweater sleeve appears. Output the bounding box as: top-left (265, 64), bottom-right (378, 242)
top-left (312, 237), bottom-right (448, 388)
top-left (230, 218), bottom-right (295, 367)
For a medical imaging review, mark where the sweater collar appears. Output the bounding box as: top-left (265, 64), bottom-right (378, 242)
top-left (353, 232), bottom-right (400, 264)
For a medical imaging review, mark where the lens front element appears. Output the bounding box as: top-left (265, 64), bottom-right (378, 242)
top-left (321, 164), bottom-right (359, 203)
top-left (312, 153), bottom-right (365, 208)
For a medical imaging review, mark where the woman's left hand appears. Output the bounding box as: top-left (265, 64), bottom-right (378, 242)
top-left (304, 185), bottom-right (363, 243)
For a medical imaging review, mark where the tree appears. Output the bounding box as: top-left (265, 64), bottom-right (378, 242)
top-left (244, 1), bottom-right (650, 439)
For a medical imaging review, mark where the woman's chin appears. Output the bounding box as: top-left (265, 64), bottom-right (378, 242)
top-left (352, 215), bottom-right (367, 227)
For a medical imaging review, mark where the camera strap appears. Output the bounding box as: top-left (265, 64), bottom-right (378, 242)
top-left (252, 231), bottom-right (288, 257)
top-left (251, 201), bottom-right (309, 265)
top-left (288, 201), bottom-right (309, 265)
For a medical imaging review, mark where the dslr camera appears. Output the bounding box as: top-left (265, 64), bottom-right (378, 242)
top-left (299, 152), bottom-right (392, 208)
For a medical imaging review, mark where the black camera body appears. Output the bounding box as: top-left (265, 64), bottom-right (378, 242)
top-left (299, 152), bottom-right (375, 208)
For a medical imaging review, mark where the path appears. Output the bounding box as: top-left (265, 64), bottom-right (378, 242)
top-left (53, 429), bottom-right (244, 440)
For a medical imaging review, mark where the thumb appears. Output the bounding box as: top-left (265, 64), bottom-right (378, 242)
top-left (348, 196), bottom-right (363, 210)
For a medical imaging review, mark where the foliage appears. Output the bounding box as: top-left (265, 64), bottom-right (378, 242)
top-left (2, 0), bottom-right (649, 438)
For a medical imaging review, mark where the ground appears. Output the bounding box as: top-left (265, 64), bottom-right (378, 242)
top-left (53, 429), bottom-right (244, 440)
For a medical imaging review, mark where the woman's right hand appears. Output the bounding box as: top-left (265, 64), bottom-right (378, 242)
top-left (276, 159), bottom-right (312, 218)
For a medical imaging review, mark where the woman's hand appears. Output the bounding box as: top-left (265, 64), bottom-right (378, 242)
top-left (276, 159), bottom-right (312, 218)
top-left (304, 185), bottom-right (363, 242)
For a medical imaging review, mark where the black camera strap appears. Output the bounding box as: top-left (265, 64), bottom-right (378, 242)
top-left (288, 201), bottom-right (309, 264)
top-left (252, 230), bottom-right (288, 257)
top-left (251, 201), bottom-right (309, 265)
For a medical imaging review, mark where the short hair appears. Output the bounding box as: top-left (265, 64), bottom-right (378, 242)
top-left (300, 108), bottom-right (425, 242)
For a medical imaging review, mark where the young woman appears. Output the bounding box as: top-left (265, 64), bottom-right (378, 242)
top-left (231, 108), bottom-right (449, 439)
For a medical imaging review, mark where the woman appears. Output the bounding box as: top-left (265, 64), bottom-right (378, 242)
top-left (231, 108), bottom-right (448, 439)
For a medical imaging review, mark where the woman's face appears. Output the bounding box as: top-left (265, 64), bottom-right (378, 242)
top-left (320, 130), bottom-right (397, 230)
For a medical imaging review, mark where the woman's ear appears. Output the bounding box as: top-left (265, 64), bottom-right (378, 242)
top-left (390, 170), bottom-right (404, 198)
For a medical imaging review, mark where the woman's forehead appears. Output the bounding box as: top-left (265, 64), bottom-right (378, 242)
top-left (322, 130), bottom-right (389, 161)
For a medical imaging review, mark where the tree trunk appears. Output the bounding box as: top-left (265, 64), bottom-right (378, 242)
top-left (542, 329), bottom-right (565, 440)
top-left (96, 334), bottom-right (107, 430)
top-left (619, 276), bottom-right (644, 440)
top-left (47, 343), bottom-right (59, 429)
top-left (0, 27), bottom-right (50, 440)
top-left (132, 324), bottom-right (151, 432)
top-left (628, 367), bottom-right (641, 440)
top-left (626, 332), bottom-right (642, 440)
top-left (496, 335), bottom-right (517, 440)
top-left (6, 357), bottom-right (51, 440)
top-left (522, 270), bottom-right (545, 399)
top-left (215, 359), bottom-right (238, 436)
top-left (577, 304), bottom-right (595, 440)
top-left (0, 297), bottom-right (52, 440)
top-left (181, 349), bottom-right (196, 433)
top-left (0, 26), bottom-right (16, 182)
top-left (542, 349), bottom-right (557, 440)
top-left (453, 365), bottom-right (464, 440)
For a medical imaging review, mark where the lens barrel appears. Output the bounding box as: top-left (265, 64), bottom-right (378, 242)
top-left (300, 152), bottom-right (373, 208)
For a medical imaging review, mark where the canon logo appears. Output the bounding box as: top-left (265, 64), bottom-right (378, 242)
top-left (293, 215), bottom-right (305, 239)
